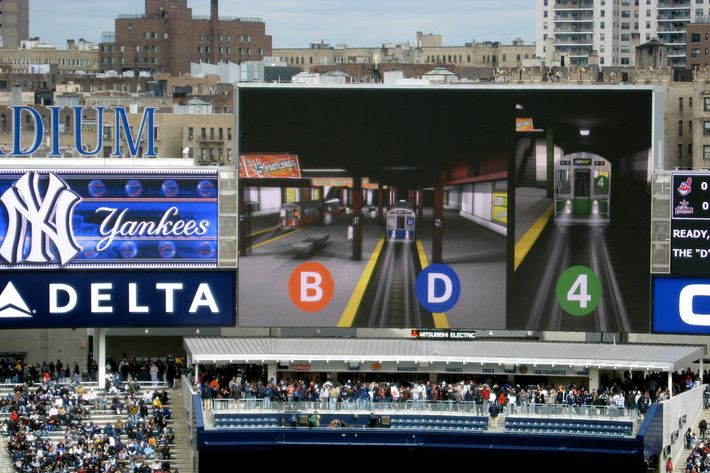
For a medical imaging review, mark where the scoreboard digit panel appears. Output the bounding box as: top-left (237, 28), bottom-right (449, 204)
top-left (671, 173), bottom-right (710, 275)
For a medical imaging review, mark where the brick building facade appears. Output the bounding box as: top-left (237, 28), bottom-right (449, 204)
top-left (98, 0), bottom-right (271, 75)
top-left (686, 22), bottom-right (710, 70)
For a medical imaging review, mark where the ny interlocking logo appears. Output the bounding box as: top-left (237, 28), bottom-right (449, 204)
top-left (0, 172), bottom-right (81, 265)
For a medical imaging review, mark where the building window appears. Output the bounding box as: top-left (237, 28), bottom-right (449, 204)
top-left (227, 128), bottom-right (232, 140)
top-left (693, 48), bottom-right (701, 58)
top-left (188, 127), bottom-right (193, 140)
top-left (705, 97), bottom-right (710, 111)
top-left (201, 127), bottom-right (206, 140)
top-left (690, 97), bottom-right (694, 108)
top-left (679, 120), bottom-right (683, 136)
top-left (680, 97), bottom-right (684, 112)
top-left (693, 33), bottom-right (702, 42)
top-left (704, 121), bottom-right (710, 135)
top-left (689, 144), bottom-right (693, 157)
top-left (704, 145), bottom-right (710, 160)
top-left (200, 148), bottom-right (206, 161)
top-left (678, 144), bottom-right (683, 160)
top-left (188, 148), bottom-right (193, 159)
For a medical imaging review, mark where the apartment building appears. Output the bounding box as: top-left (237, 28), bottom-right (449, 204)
top-left (537, 0), bottom-right (710, 68)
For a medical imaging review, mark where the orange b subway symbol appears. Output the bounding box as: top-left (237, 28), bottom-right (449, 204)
top-left (288, 262), bottom-right (334, 312)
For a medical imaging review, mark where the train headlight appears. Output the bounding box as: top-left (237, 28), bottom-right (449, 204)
top-left (592, 200), bottom-right (599, 215)
top-left (564, 199), bottom-right (572, 215)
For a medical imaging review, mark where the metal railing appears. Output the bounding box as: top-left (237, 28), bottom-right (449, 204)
top-left (208, 398), bottom-right (636, 421)
top-left (117, 14), bottom-right (148, 19)
top-left (0, 380), bottom-right (170, 390)
top-left (192, 15), bottom-right (263, 22)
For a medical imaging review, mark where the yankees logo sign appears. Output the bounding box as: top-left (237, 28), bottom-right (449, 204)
top-left (0, 169), bottom-right (219, 269)
top-left (0, 172), bottom-right (81, 265)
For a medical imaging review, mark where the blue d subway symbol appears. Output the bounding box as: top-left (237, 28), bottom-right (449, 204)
top-left (415, 263), bottom-right (461, 313)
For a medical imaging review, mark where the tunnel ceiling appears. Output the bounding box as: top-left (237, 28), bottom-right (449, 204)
top-left (239, 87), bottom-right (653, 188)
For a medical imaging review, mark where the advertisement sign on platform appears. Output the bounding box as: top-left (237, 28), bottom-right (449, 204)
top-left (239, 154), bottom-right (301, 179)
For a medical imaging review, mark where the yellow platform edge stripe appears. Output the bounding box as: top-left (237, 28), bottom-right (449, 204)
top-left (251, 227), bottom-right (303, 250)
top-left (416, 239), bottom-right (449, 329)
top-left (514, 203), bottom-right (553, 271)
top-left (248, 225), bottom-right (279, 238)
top-left (337, 235), bottom-right (386, 327)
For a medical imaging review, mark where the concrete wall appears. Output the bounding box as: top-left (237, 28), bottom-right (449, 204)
top-left (472, 182), bottom-right (493, 221)
top-left (444, 186), bottom-right (460, 209)
top-left (664, 385), bottom-right (704, 467)
top-left (0, 328), bottom-right (88, 368)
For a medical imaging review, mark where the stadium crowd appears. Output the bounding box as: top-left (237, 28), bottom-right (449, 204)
top-left (0, 361), bottom-right (178, 473)
top-left (196, 365), bottom-right (704, 419)
top-left (0, 355), bottom-right (184, 387)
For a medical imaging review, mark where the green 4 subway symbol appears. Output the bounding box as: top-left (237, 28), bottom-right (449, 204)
top-left (555, 265), bottom-right (601, 316)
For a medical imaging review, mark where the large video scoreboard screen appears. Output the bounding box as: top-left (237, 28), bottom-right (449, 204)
top-left (237, 85), bottom-right (656, 332)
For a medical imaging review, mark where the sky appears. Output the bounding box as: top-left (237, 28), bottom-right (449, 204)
top-left (30, 0), bottom-right (536, 49)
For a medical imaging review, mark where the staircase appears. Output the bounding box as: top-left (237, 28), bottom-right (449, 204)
top-left (0, 386), bottom-right (16, 472)
top-left (170, 389), bottom-right (194, 473)
top-left (515, 137), bottom-right (538, 189)
top-left (0, 432), bottom-right (12, 472)
top-left (673, 407), bottom-right (710, 472)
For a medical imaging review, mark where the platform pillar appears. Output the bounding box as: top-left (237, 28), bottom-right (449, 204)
top-left (417, 189), bottom-right (424, 218)
top-left (433, 185), bottom-right (444, 263)
top-left (668, 371), bottom-right (673, 399)
top-left (377, 184), bottom-right (384, 226)
top-left (238, 183), bottom-right (250, 256)
top-left (97, 328), bottom-right (106, 389)
top-left (546, 126), bottom-right (555, 198)
top-left (352, 176), bottom-right (363, 261)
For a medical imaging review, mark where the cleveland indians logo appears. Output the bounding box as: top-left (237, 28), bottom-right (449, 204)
top-left (678, 177), bottom-right (692, 196)
top-left (0, 172), bottom-right (82, 265)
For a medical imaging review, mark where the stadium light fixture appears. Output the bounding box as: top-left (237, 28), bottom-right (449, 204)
top-left (579, 128), bottom-right (590, 136)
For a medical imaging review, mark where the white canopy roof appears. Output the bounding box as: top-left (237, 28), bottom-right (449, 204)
top-left (184, 337), bottom-right (705, 372)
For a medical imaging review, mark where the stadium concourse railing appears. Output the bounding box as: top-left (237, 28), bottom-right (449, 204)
top-left (207, 398), bottom-right (636, 421)
top-left (0, 379), bottom-right (172, 389)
